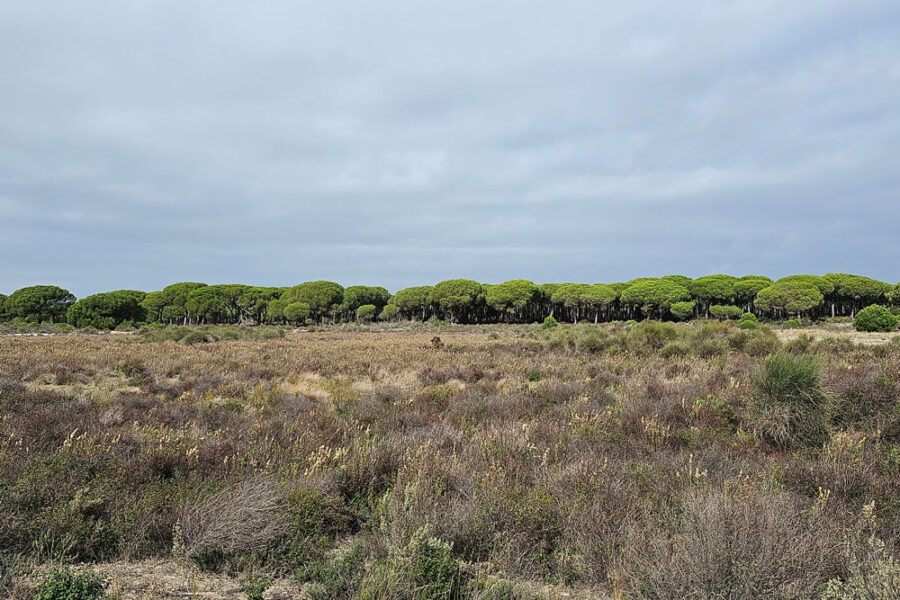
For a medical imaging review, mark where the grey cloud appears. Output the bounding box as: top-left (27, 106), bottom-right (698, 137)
top-left (1, 1), bottom-right (899, 297)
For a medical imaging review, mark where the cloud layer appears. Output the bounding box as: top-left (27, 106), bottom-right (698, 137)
top-left (2, 1), bottom-right (899, 296)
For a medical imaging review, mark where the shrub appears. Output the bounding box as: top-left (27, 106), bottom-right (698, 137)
top-left (180, 476), bottom-right (286, 570)
top-left (750, 352), bottom-right (830, 448)
top-left (659, 341), bottom-right (689, 358)
top-left (577, 329), bottom-right (610, 353)
top-left (356, 528), bottom-right (466, 600)
top-left (625, 319), bottom-right (637, 325)
top-left (853, 305), bottom-right (898, 332)
top-left (541, 316), bottom-right (557, 329)
top-left (627, 487), bottom-right (840, 600)
top-left (744, 328), bottom-right (780, 356)
top-left (669, 301), bottom-right (695, 321)
top-left (709, 305), bottom-right (742, 320)
top-left (741, 312), bottom-right (758, 323)
top-left (32, 567), bottom-right (108, 600)
top-left (739, 319), bottom-right (758, 329)
top-left (821, 536), bottom-right (900, 600)
top-left (783, 319), bottom-right (800, 329)
top-left (694, 338), bottom-right (727, 358)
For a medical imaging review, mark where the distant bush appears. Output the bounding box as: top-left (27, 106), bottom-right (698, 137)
top-left (709, 305), bottom-right (742, 320)
top-left (32, 567), bottom-right (108, 600)
top-left (625, 319), bottom-right (637, 326)
top-left (783, 319), bottom-right (800, 329)
top-left (853, 305), bottom-right (898, 332)
top-left (739, 319), bottom-right (758, 329)
top-left (751, 352), bottom-right (830, 448)
top-left (541, 316), bottom-right (558, 329)
top-left (669, 301), bottom-right (696, 321)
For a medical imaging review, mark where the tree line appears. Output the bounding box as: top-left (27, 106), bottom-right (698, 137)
top-left (2, 273), bottom-right (898, 329)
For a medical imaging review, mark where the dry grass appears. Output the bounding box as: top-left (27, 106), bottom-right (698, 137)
top-left (1, 323), bottom-right (899, 597)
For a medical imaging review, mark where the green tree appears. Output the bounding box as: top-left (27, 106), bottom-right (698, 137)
top-left (342, 286), bottom-right (391, 318)
top-left (379, 303), bottom-right (400, 321)
top-left (266, 298), bottom-right (288, 324)
top-left (356, 304), bottom-right (376, 322)
top-left (141, 282), bottom-right (207, 324)
top-left (431, 279), bottom-right (484, 323)
top-left (185, 286), bottom-right (230, 324)
top-left (283, 302), bottom-right (311, 325)
top-left (6, 285), bottom-right (75, 323)
top-left (755, 282), bottom-right (824, 320)
top-left (282, 281), bottom-right (344, 322)
top-left (237, 287), bottom-right (281, 324)
top-left (391, 286), bottom-right (434, 320)
top-left (670, 301), bottom-right (696, 321)
top-left (661, 275), bottom-right (693, 287)
top-left (486, 279), bottom-right (540, 321)
top-left (0, 293), bottom-right (8, 321)
top-left (66, 290), bottom-right (147, 329)
top-left (823, 273), bottom-right (891, 318)
top-left (734, 276), bottom-right (772, 312)
top-left (775, 275), bottom-right (834, 307)
top-left (709, 305), bottom-right (742, 320)
top-left (689, 275), bottom-right (737, 315)
top-left (620, 279), bottom-right (691, 319)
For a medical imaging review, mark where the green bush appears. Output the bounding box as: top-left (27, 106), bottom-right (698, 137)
top-left (625, 319), bottom-right (637, 326)
top-left (744, 328), bottom-right (780, 357)
top-left (32, 567), bottom-right (108, 600)
top-left (751, 353), bottom-right (830, 448)
top-left (739, 319), bottom-right (758, 329)
top-left (541, 316), bottom-right (557, 329)
top-left (821, 537), bottom-right (900, 600)
top-left (660, 341), bottom-right (690, 358)
top-left (783, 319), bottom-right (800, 329)
top-left (853, 305), bottom-right (898, 332)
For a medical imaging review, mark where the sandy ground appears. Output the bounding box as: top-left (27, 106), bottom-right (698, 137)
top-left (775, 323), bottom-right (900, 346)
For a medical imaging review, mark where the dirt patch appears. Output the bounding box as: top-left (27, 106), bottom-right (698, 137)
top-left (776, 325), bottom-right (899, 346)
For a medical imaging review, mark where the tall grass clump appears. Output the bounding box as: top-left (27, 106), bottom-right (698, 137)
top-left (750, 352), bottom-right (831, 449)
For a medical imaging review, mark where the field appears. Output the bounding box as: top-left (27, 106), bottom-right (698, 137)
top-left (2, 322), bottom-right (900, 599)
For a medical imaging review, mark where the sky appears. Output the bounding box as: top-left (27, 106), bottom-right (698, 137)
top-left (1, 1), bottom-right (899, 297)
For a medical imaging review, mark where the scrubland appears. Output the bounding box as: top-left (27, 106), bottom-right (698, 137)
top-left (2, 321), bottom-right (900, 599)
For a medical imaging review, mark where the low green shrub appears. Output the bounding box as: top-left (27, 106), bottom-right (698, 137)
top-left (660, 341), bottom-right (690, 358)
top-left (32, 567), bottom-right (108, 600)
top-left (541, 316), bottom-right (557, 329)
top-left (853, 305), bottom-right (898, 332)
top-left (744, 327), bottom-right (780, 357)
top-left (783, 319), bottom-right (800, 329)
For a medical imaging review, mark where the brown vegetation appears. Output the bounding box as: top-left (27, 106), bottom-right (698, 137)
top-left (2, 322), bottom-right (899, 598)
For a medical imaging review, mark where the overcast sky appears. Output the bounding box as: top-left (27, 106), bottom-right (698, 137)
top-left (2, 1), bottom-right (899, 296)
